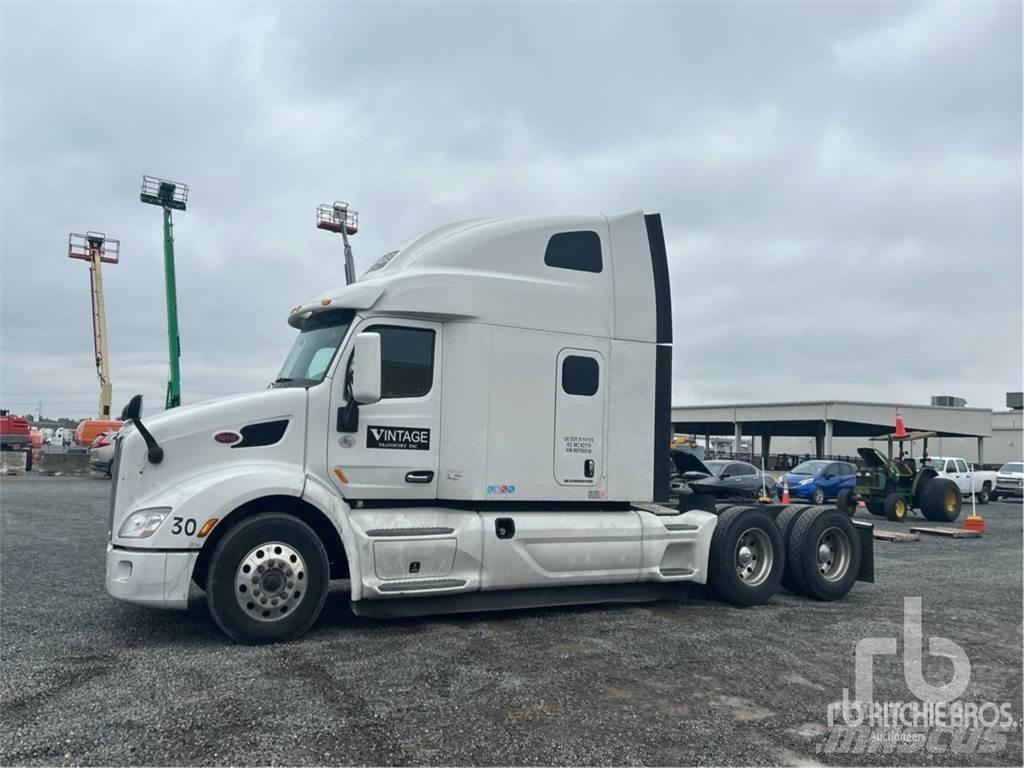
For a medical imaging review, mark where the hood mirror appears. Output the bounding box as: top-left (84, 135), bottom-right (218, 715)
top-left (120, 394), bottom-right (143, 421)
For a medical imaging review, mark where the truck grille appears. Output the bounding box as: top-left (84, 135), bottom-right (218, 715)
top-left (108, 437), bottom-right (123, 539)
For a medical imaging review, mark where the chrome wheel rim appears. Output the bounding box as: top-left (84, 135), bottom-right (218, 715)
top-left (735, 527), bottom-right (773, 587)
top-left (816, 526), bottom-right (851, 582)
top-left (234, 541), bottom-right (307, 622)
top-left (813, 488), bottom-right (825, 504)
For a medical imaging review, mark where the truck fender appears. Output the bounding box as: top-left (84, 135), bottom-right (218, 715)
top-left (113, 463), bottom-right (305, 550)
top-left (301, 473), bottom-right (362, 601)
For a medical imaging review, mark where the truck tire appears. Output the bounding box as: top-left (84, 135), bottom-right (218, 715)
top-left (835, 489), bottom-right (857, 517)
top-left (206, 512), bottom-right (329, 644)
top-left (708, 506), bottom-right (783, 606)
top-left (990, 491), bottom-right (999, 502)
top-left (976, 484), bottom-right (990, 505)
top-left (775, 505), bottom-right (809, 593)
top-left (811, 486), bottom-right (826, 505)
top-left (920, 478), bottom-right (962, 523)
top-left (787, 507), bottom-right (861, 601)
top-left (884, 493), bottom-right (908, 522)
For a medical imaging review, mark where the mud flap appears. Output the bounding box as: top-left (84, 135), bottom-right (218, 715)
top-left (853, 519), bottom-right (874, 583)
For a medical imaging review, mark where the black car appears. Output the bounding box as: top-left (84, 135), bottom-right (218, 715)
top-left (670, 452), bottom-right (776, 501)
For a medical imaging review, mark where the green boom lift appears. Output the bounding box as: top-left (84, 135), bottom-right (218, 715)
top-left (140, 175), bottom-right (189, 409)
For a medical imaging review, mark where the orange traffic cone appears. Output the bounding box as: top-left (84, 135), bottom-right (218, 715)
top-left (781, 480), bottom-right (790, 504)
top-left (894, 406), bottom-right (907, 437)
top-left (964, 478), bottom-right (986, 533)
top-left (964, 512), bottom-right (986, 533)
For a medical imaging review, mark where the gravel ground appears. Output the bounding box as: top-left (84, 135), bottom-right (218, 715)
top-left (1, 474), bottom-right (1021, 766)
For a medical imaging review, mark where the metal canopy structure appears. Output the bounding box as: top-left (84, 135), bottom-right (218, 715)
top-left (672, 400), bottom-right (994, 462)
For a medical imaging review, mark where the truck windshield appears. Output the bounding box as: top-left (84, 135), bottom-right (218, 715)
top-left (274, 310), bottom-right (353, 387)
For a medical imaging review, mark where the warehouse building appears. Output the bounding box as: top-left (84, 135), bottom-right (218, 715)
top-left (671, 394), bottom-right (1022, 467)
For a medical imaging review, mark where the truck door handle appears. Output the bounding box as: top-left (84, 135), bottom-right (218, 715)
top-left (404, 470), bottom-right (434, 484)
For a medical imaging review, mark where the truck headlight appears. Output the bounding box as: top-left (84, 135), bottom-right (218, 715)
top-left (118, 507), bottom-right (171, 538)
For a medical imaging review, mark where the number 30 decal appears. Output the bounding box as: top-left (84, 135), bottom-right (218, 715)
top-left (171, 517), bottom-right (197, 536)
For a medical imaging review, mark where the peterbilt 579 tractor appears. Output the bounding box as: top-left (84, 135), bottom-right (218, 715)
top-left (105, 211), bottom-right (873, 643)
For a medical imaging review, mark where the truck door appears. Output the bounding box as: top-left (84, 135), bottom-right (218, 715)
top-left (553, 348), bottom-right (606, 486)
top-left (954, 459), bottom-right (972, 494)
top-left (327, 319), bottom-right (442, 500)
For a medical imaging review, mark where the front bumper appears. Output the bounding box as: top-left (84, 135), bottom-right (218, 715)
top-left (777, 483), bottom-right (815, 500)
top-left (995, 481), bottom-right (1023, 498)
top-left (105, 544), bottom-right (197, 609)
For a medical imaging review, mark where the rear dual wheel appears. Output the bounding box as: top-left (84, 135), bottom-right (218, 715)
top-left (708, 507), bottom-right (784, 606)
top-left (773, 506), bottom-right (861, 600)
top-left (787, 508), bottom-right (861, 601)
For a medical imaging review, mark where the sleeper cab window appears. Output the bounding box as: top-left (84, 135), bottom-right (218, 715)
top-left (544, 231), bottom-right (602, 273)
top-left (561, 355), bottom-right (599, 397)
top-left (366, 325), bottom-right (436, 398)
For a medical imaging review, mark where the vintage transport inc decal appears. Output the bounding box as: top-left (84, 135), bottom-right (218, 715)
top-left (366, 425), bottom-right (430, 450)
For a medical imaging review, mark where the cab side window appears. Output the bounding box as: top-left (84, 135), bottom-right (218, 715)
top-left (366, 325), bottom-right (435, 399)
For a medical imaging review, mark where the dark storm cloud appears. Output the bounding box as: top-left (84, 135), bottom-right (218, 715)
top-left (1, 0), bottom-right (1020, 418)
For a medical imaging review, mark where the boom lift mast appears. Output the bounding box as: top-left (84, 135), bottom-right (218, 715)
top-left (316, 201), bottom-right (359, 284)
top-left (140, 175), bottom-right (189, 409)
top-left (68, 232), bottom-right (120, 418)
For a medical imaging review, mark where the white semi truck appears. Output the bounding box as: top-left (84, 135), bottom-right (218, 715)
top-left (105, 211), bottom-right (873, 643)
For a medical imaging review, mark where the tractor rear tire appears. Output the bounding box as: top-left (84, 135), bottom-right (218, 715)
top-left (884, 493), bottom-right (908, 522)
top-left (708, 506), bottom-right (783, 606)
top-left (836, 489), bottom-right (857, 517)
top-left (920, 478), bottom-right (962, 523)
top-left (786, 507), bottom-right (861, 601)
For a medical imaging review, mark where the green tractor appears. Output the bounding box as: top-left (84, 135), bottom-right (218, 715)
top-left (839, 431), bottom-right (962, 524)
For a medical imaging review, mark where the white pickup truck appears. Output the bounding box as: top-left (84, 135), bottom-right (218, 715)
top-left (921, 456), bottom-right (997, 504)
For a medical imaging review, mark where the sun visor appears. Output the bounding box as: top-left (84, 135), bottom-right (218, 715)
top-left (288, 282), bottom-right (385, 327)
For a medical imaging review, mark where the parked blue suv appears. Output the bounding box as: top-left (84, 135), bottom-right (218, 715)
top-left (776, 460), bottom-right (857, 504)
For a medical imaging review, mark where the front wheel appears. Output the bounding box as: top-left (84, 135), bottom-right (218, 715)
top-left (884, 492), bottom-right (908, 522)
top-left (976, 486), bottom-right (990, 505)
top-left (708, 506), bottom-right (784, 606)
top-left (811, 487), bottom-right (826, 505)
top-left (835, 489), bottom-right (857, 517)
top-left (206, 512), bottom-right (330, 644)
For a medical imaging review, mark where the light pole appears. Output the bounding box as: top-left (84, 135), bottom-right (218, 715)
top-left (68, 231), bottom-right (120, 419)
top-left (140, 175), bottom-right (189, 409)
top-left (316, 201), bottom-right (359, 284)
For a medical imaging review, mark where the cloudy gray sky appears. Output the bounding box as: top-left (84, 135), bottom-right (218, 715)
top-left (1, 0), bottom-right (1021, 419)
